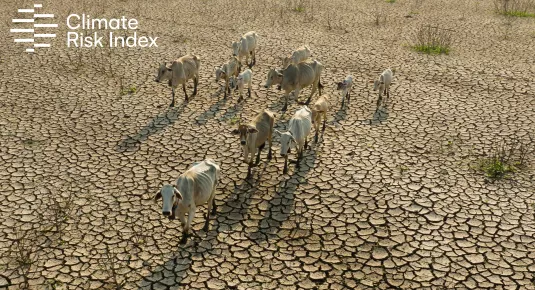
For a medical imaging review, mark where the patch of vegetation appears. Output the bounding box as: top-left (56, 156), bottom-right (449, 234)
top-left (121, 86), bottom-right (137, 95)
top-left (6, 227), bottom-right (42, 289)
top-left (411, 25), bottom-right (454, 55)
top-left (494, 0), bottom-right (535, 17)
top-left (386, 0), bottom-right (396, 3)
top-left (474, 136), bottom-right (533, 180)
top-left (397, 165), bottom-right (409, 174)
top-left (44, 279), bottom-right (64, 290)
top-left (501, 10), bottom-right (535, 17)
top-left (229, 116), bottom-right (241, 125)
top-left (476, 157), bottom-right (515, 179)
top-left (289, 0), bottom-right (307, 12)
top-left (413, 45), bottom-right (450, 55)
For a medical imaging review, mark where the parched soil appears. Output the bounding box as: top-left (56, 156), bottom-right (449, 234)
top-left (1, 0), bottom-right (534, 289)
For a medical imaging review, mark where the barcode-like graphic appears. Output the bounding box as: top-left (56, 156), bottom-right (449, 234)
top-left (10, 4), bottom-right (57, 53)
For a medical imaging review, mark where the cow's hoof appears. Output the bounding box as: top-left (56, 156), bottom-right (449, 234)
top-left (180, 235), bottom-right (188, 244)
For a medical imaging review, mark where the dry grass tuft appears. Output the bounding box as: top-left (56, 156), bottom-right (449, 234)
top-left (474, 135), bottom-right (534, 180)
top-left (494, 0), bottom-right (535, 17)
top-left (411, 25), bottom-right (454, 55)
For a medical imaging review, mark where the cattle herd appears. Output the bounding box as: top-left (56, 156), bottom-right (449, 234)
top-left (153, 31), bottom-right (395, 244)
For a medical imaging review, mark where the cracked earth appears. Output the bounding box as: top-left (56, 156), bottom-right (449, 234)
top-left (1, 0), bottom-right (534, 289)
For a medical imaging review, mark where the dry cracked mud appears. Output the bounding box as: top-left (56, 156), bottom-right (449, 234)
top-left (1, 0), bottom-right (534, 289)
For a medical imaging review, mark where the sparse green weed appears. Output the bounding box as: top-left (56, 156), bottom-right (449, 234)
top-left (494, 0), bottom-right (535, 17)
top-left (229, 116), bottom-right (241, 125)
top-left (411, 25), bottom-right (454, 55)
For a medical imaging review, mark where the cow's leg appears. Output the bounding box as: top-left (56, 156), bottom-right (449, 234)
top-left (283, 155), bottom-right (288, 174)
top-left (211, 196), bottom-right (217, 215)
top-left (170, 87), bottom-right (176, 107)
top-left (322, 112), bottom-right (327, 132)
top-left (296, 145), bottom-right (303, 168)
top-left (193, 75), bottom-right (198, 96)
top-left (182, 84), bottom-right (188, 102)
top-left (314, 129), bottom-right (319, 143)
top-left (224, 79), bottom-right (228, 99)
top-left (256, 143), bottom-right (265, 165)
top-left (247, 85), bottom-right (251, 98)
top-left (267, 122), bottom-right (273, 160)
top-left (252, 50), bottom-right (256, 66)
top-left (282, 92), bottom-right (289, 112)
top-left (305, 86), bottom-right (315, 105)
top-left (375, 94), bottom-right (383, 113)
top-left (247, 162), bottom-right (253, 178)
top-left (246, 54), bottom-right (252, 69)
top-left (204, 197), bottom-right (213, 231)
top-left (185, 206), bottom-right (196, 236)
top-left (178, 210), bottom-right (188, 244)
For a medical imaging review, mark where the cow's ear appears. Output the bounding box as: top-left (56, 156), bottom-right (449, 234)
top-left (248, 128), bottom-right (259, 133)
top-left (173, 188), bottom-right (183, 200)
top-left (231, 128), bottom-right (240, 135)
top-left (154, 191), bottom-right (162, 201)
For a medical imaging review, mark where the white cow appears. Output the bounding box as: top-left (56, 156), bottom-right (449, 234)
top-left (336, 75), bottom-right (353, 109)
top-left (235, 68), bottom-right (253, 102)
top-left (154, 159), bottom-right (220, 244)
top-left (282, 45), bottom-right (312, 68)
top-left (276, 106), bottom-right (312, 174)
top-left (232, 31), bottom-right (258, 68)
top-left (371, 68), bottom-right (394, 112)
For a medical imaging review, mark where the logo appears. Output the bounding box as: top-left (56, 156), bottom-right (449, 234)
top-left (10, 4), bottom-right (57, 53)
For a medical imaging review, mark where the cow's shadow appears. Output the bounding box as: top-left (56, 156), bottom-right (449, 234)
top-left (368, 106), bottom-right (390, 124)
top-left (115, 104), bottom-right (186, 153)
top-left (248, 150), bottom-right (317, 242)
top-left (334, 104), bottom-right (348, 123)
top-left (194, 96), bottom-right (227, 125)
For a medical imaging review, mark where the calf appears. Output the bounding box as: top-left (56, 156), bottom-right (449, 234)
top-left (235, 68), bottom-right (253, 102)
top-left (311, 95), bottom-right (329, 142)
top-left (371, 68), bottom-right (394, 112)
top-left (282, 45), bottom-right (312, 68)
top-left (336, 75), bottom-right (353, 109)
top-left (215, 56), bottom-right (241, 99)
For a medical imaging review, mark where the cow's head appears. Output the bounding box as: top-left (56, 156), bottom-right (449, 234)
top-left (215, 66), bottom-right (226, 82)
top-left (337, 81), bottom-right (347, 91)
top-left (275, 129), bottom-right (295, 157)
top-left (154, 184), bottom-right (183, 220)
top-left (232, 124), bottom-right (258, 146)
top-left (155, 63), bottom-right (172, 83)
top-left (232, 40), bottom-right (241, 56)
top-left (264, 68), bottom-right (283, 88)
top-left (372, 75), bottom-right (385, 91)
top-left (311, 106), bottom-right (323, 125)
